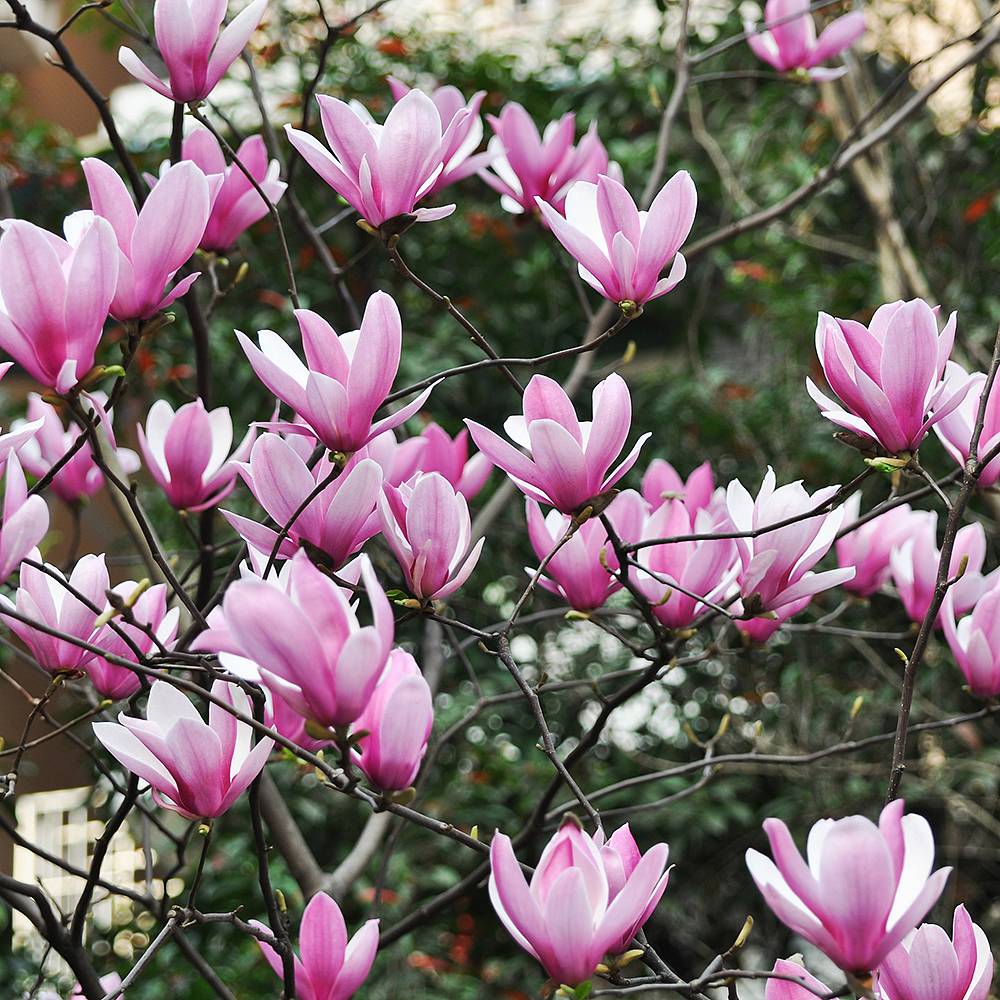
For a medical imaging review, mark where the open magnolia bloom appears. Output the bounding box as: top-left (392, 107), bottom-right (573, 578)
top-left (93, 680), bottom-right (273, 820)
top-left (80, 158), bottom-right (215, 321)
top-left (466, 373), bottom-right (649, 515)
top-left (253, 892), bottom-right (379, 1000)
top-left (0, 216), bottom-right (118, 393)
top-left (219, 551), bottom-right (394, 729)
top-left (239, 291), bottom-right (435, 455)
top-left (480, 102), bottom-right (615, 216)
top-left (746, 800), bottom-right (951, 975)
top-left (489, 817), bottom-right (669, 986)
top-left (745, 0), bottom-right (865, 80)
top-left (537, 171), bottom-right (696, 307)
top-left (726, 467), bottom-right (854, 629)
top-left (807, 300), bottom-right (970, 456)
top-left (285, 89), bottom-right (470, 227)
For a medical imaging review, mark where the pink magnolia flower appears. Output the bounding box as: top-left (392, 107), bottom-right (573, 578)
top-left (81, 158), bottom-right (215, 321)
top-left (285, 89), bottom-right (471, 227)
top-left (360, 428), bottom-right (426, 487)
top-left (178, 127), bottom-right (286, 252)
top-left (537, 172), bottom-right (695, 306)
top-left (764, 959), bottom-right (831, 1000)
top-left (379, 472), bottom-right (484, 600)
top-left (630, 500), bottom-right (738, 630)
top-left (524, 490), bottom-right (646, 612)
top-left (594, 823), bottom-right (672, 955)
top-left (93, 679), bottom-right (273, 820)
top-left (889, 513), bottom-right (997, 625)
top-left (193, 558), bottom-right (329, 751)
top-left (934, 361), bottom-right (1000, 487)
top-left (835, 495), bottom-right (914, 597)
top-left (416, 422), bottom-right (491, 499)
top-left (466, 373), bottom-right (649, 515)
top-left (746, 800), bottom-right (951, 975)
top-left (489, 817), bottom-right (669, 986)
top-left (942, 582), bottom-right (1000, 698)
top-left (86, 581), bottom-right (180, 701)
top-left (0, 456), bottom-right (49, 582)
top-left (220, 551), bottom-right (393, 729)
top-left (353, 648), bottom-right (433, 791)
top-left (387, 77), bottom-right (490, 196)
top-left (118, 0), bottom-right (268, 103)
top-left (254, 892), bottom-right (379, 1000)
top-left (223, 433), bottom-right (382, 567)
top-left (16, 393), bottom-right (139, 506)
top-left (481, 103), bottom-right (614, 216)
top-left (807, 300), bottom-right (970, 456)
top-left (0, 553), bottom-right (110, 673)
top-left (137, 398), bottom-right (253, 511)
top-left (238, 291), bottom-right (435, 454)
top-left (746, 0), bottom-right (865, 80)
top-left (877, 905), bottom-right (994, 1000)
top-left (641, 458), bottom-right (715, 516)
top-left (726, 467), bottom-right (854, 625)
top-left (0, 216), bottom-right (118, 393)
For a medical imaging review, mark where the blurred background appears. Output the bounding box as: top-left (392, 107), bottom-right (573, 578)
top-left (1, 1), bottom-right (999, 997)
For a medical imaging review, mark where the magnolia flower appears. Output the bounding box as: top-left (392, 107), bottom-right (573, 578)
top-left (877, 905), bottom-right (994, 1000)
top-left (641, 458), bottom-right (716, 516)
top-left (193, 558), bottom-right (330, 751)
top-left (93, 679), bottom-right (273, 820)
top-left (0, 216), bottom-right (118, 392)
top-left (537, 172), bottom-right (695, 307)
top-left (481, 102), bottom-right (614, 216)
top-left (137, 398), bottom-right (253, 511)
top-left (387, 76), bottom-right (491, 195)
top-left (525, 490), bottom-right (646, 612)
top-left (118, 0), bottom-right (268, 103)
top-left (1, 553), bottom-right (109, 674)
top-left (81, 158), bottom-right (213, 321)
top-left (379, 472), bottom-right (484, 600)
top-left (16, 393), bottom-right (139, 506)
top-left (934, 361), bottom-right (1000, 487)
top-left (489, 817), bottom-right (669, 986)
top-left (726, 467), bottom-right (854, 627)
top-left (238, 291), bottom-right (435, 454)
top-left (835, 495), bottom-right (914, 597)
top-left (223, 434), bottom-right (382, 567)
top-left (220, 551), bottom-right (393, 729)
top-left (0, 456), bottom-right (49, 583)
top-left (86, 581), bottom-right (180, 701)
top-left (889, 513), bottom-right (997, 625)
top-left (416, 422), bottom-right (491, 499)
top-left (353, 649), bottom-right (433, 791)
top-left (254, 892), bottom-right (379, 1000)
top-left (942, 582), bottom-right (1000, 698)
top-left (179, 127), bottom-right (286, 252)
top-left (746, 0), bottom-right (865, 80)
top-left (746, 800), bottom-right (951, 974)
top-left (630, 499), bottom-right (738, 630)
top-left (466, 373), bottom-right (649, 515)
top-left (285, 89), bottom-right (471, 227)
top-left (807, 300), bottom-right (969, 456)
